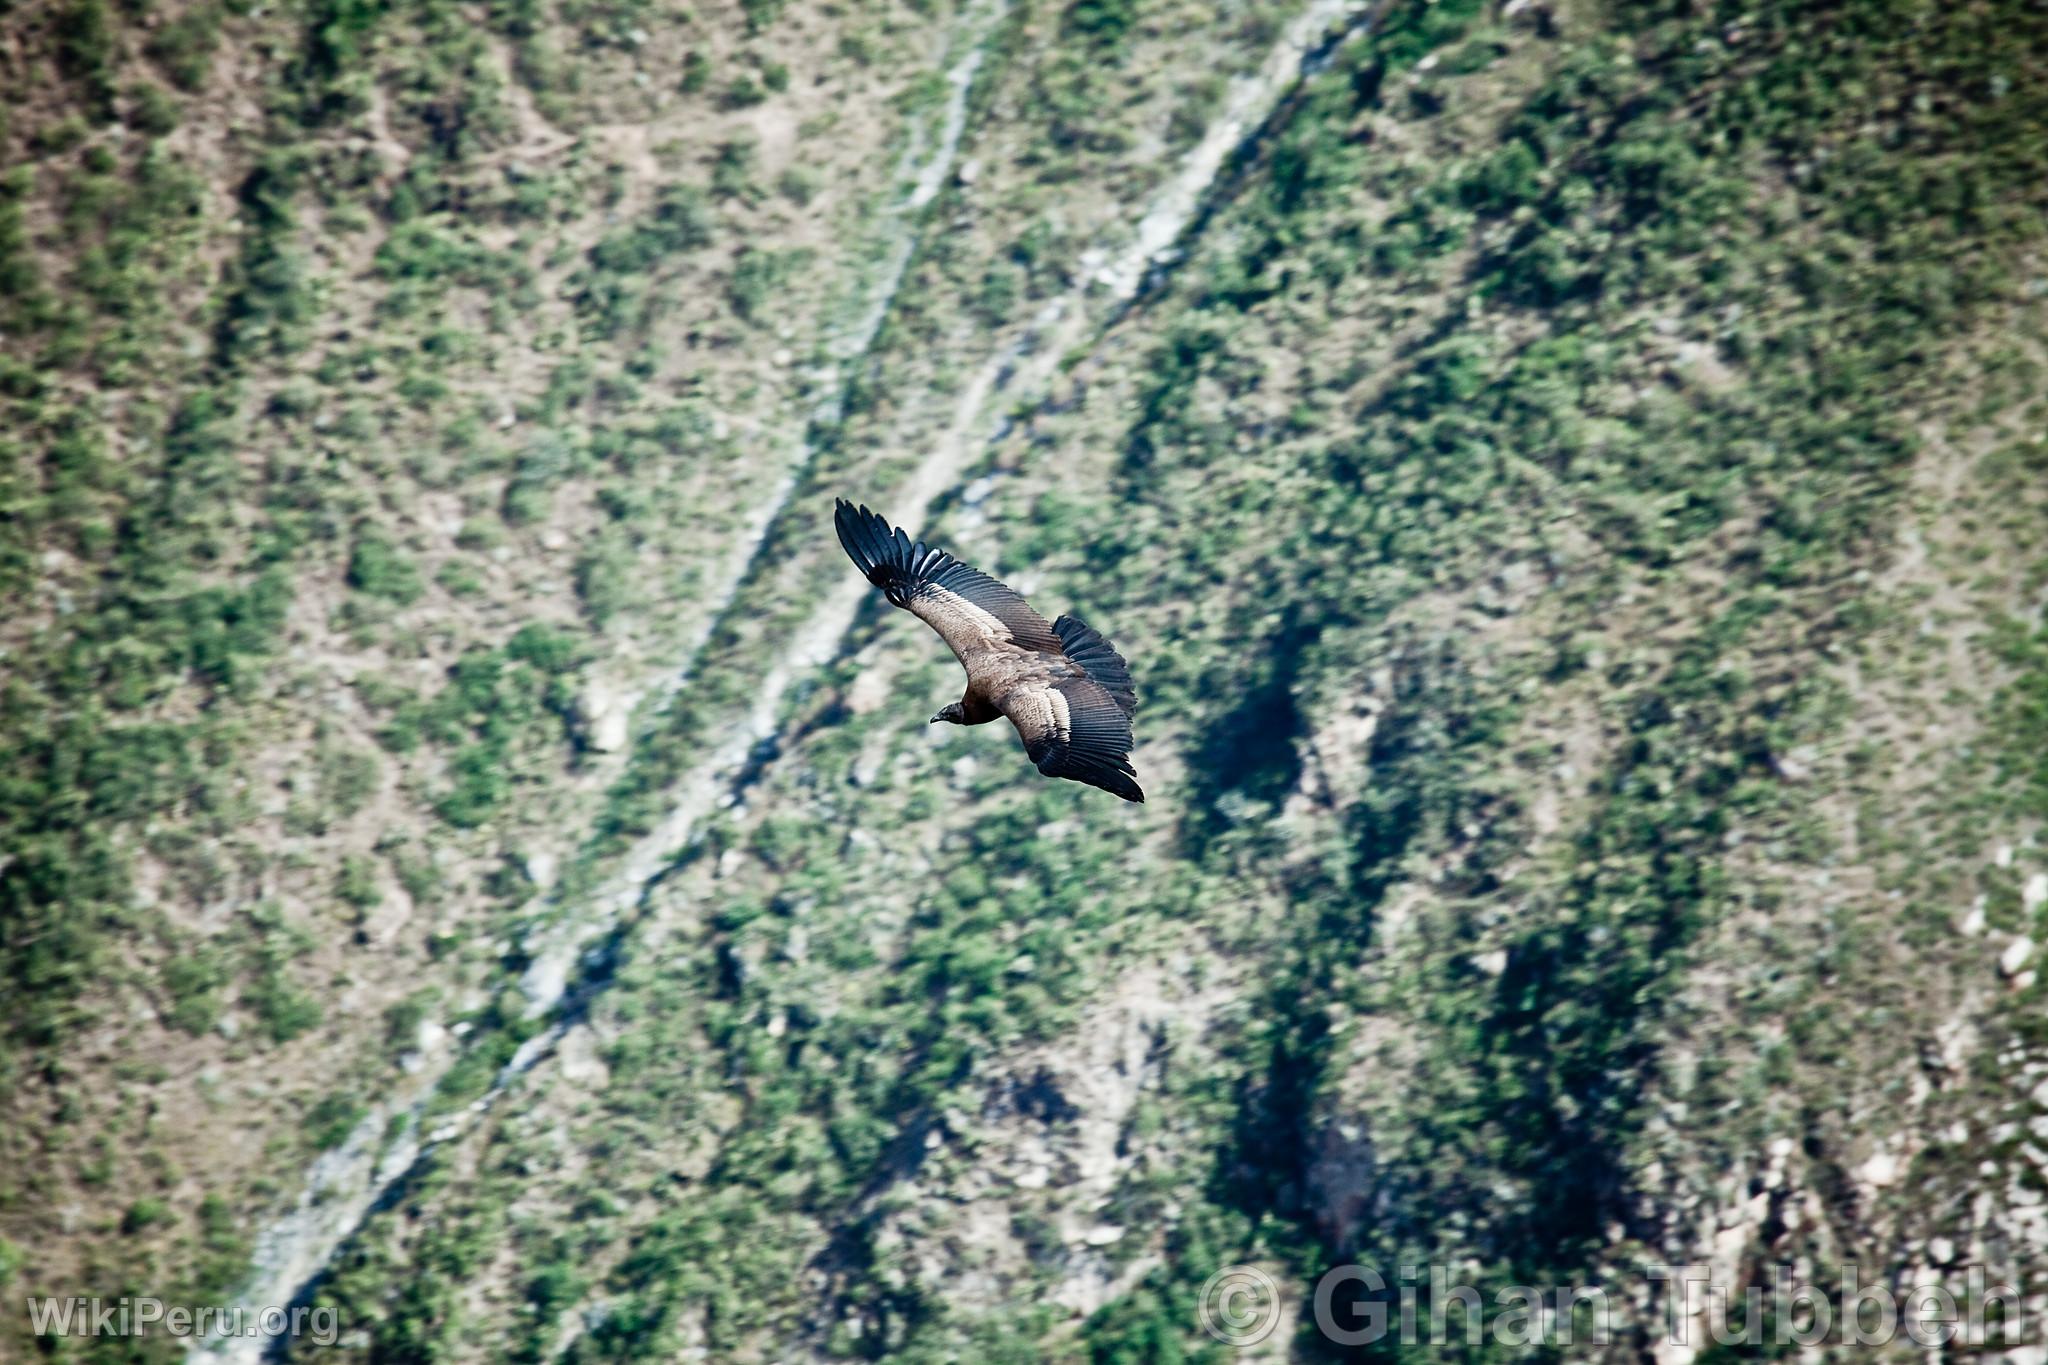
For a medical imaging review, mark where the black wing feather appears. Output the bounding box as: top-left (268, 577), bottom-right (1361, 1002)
top-left (834, 499), bottom-right (1062, 652)
top-left (1052, 614), bottom-right (1136, 719)
top-left (1026, 675), bottom-right (1143, 803)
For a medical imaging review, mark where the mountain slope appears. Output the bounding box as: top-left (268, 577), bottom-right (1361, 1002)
top-left (2, 0), bottom-right (2046, 1361)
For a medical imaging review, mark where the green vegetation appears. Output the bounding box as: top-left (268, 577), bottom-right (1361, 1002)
top-left (3, 0), bottom-right (2045, 1361)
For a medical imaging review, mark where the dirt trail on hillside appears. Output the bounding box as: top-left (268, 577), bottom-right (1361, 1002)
top-left (196, 2), bottom-right (1374, 1356)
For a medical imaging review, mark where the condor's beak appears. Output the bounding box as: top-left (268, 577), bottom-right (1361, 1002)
top-left (929, 713), bottom-right (944, 725)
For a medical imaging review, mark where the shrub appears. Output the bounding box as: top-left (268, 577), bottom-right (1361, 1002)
top-left (587, 185), bottom-right (713, 273)
top-left (320, 745), bottom-right (381, 817)
top-left (247, 976), bottom-right (322, 1043)
top-left (712, 139), bottom-right (759, 201)
top-left (727, 247), bottom-right (810, 324)
top-left (347, 531), bottom-right (423, 604)
top-left (122, 1198), bottom-right (171, 1235)
top-left (33, 115), bottom-right (90, 156)
top-left (54, 0), bottom-right (118, 117)
top-left (573, 542), bottom-right (633, 627)
top-left (1066, 0), bottom-right (1136, 44)
top-left (337, 855), bottom-right (382, 911)
top-left (678, 50), bottom-right (709, 93)
top-left (162, 952), bottom-right (227, 1035)
top-left (506, 622), bottom-right (578, 673)
top-left (435, 743), bottom-right (509, 828)
top-left (148, 4), bottom-right (223, 91)
top-left (304, 1093), bottom-right (367, 1151)
top-left (1461, 139), bottom-right (1542, 214)
top-left (775, 165), bottom-right (821, 206)
top-left (126, 83), bottom-right (180, 136)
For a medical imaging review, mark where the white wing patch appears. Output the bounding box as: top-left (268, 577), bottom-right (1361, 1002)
top-left (909, 587), bottom-right (1014, 664)
top-left (1000, 685), bottom-right (1069, 754)
top-left (942, 592), bottom-right (1011, 643)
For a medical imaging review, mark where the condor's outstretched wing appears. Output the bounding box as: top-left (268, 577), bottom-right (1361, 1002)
top-left (1001, 671), bottom-right (1144, 803)
top-left (834, 499), bottom-right (1062, 662)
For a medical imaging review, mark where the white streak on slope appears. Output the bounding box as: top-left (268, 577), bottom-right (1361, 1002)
top-left (191, 10), bottom-right (1005, 1361)
top-left (198, 2), bottom-right (1372, 1355)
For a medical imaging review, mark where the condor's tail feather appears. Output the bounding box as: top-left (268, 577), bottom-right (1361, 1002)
top-left (1052, 614), bottom-right (1136, 719)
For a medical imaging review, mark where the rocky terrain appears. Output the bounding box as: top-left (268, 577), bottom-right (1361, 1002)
top-left (2, 0), bottom-right (2046, 1360)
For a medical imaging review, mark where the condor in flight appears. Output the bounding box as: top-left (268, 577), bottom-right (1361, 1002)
top-left (834, 499), bottom-right (1142, 803)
